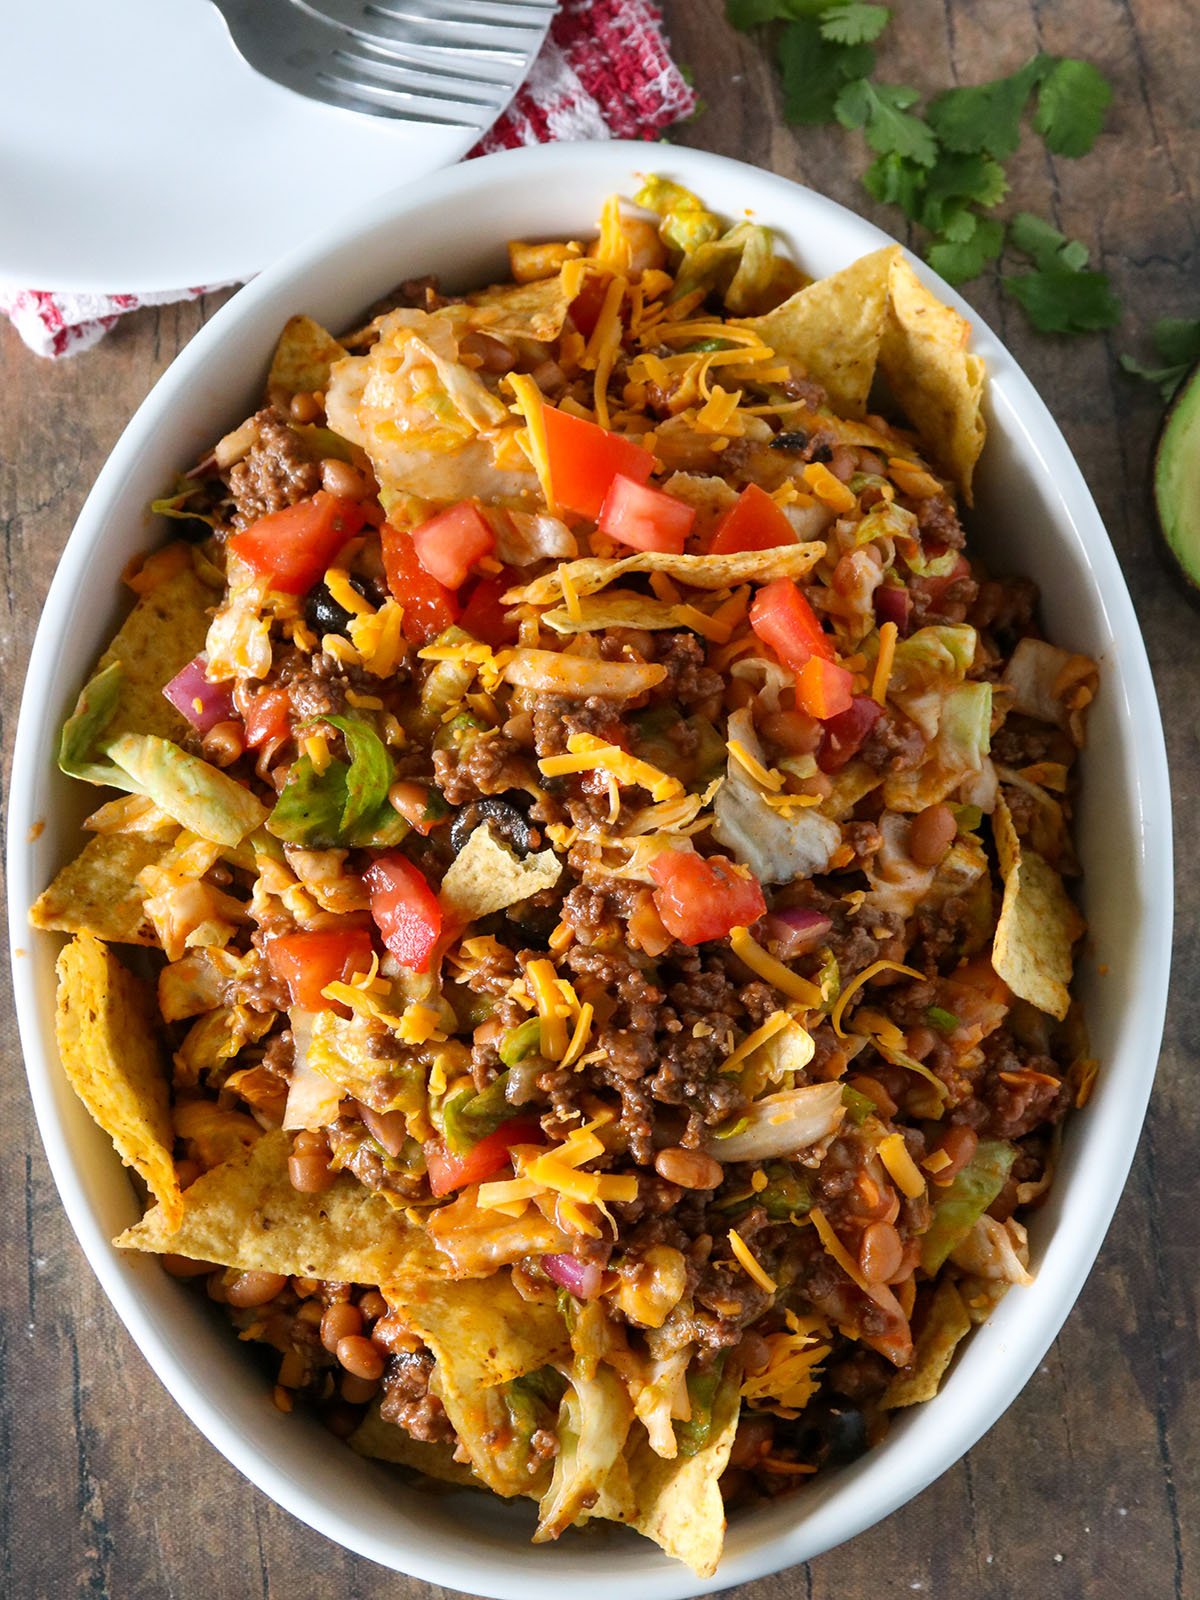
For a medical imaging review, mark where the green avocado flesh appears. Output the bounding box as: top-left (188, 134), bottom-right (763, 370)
top-left (1155, 362), bottom-right (1200, 589)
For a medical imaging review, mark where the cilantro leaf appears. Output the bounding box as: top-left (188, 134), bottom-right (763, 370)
top-left (820, 2), bottom-right (891, 45)
top-left (938, 206), bottom-right (979, 244)
top-left (926, 54), bottom-right (1050, 159)
top-left (927, 217), bottom-right (1005, 285)
top-left (1008, 211), bottom-right (1089, 271)
top-left (862, 151), bottom-right (927, 218)
top-left (1033, 58), bottom-right (1112, 156)
top-left (1120, 317), bottom-right (1200, 401)
top-left (726, 0), bottom-right (831, 27)
top-left (835, 79), bottom-right (938, 165)
top-left (778, 20), bottom-right (874, 123)
top-left (1004, 269), bottom-right (1121, 334)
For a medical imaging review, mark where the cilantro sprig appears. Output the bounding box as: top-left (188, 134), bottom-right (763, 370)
top-left (1121, 319), bottom-right (1200, 401)
top-left (726, 1), bottom-right (1119, 336)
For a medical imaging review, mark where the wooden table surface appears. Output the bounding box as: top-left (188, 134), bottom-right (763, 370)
top-left (2, 2), bottom-right (1195, 1595)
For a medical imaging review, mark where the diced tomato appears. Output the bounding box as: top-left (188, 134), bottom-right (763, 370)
top-left (425, 1118), bottom-right (543, 1197)
top-left (381, 523), bottom-right (460, 645)
top-left (542, 405), bottom-right (655, 520)
top-left (459, 573), bottom-right (519, 648)
top-left (920, 552), bottom-right (972, 608)
top-left (794, 656), bottom-right (855, 720)
top-left (569, 274), bottom-right (609, 338)
top-left (749, 578), bottom-right (835, 672)
top-left (709, 483), bottom-right (797, 554)
top-left (597, 473), bottom-right (695, 554)
top-left (648, 851), bottom-right (766, 946)
top-left (266, 927), bottom-right (374, 1012)
top-left (818, 695), bottom-right (884, 772)
top-left (411, 500), bottom-right (496, 590)
top-left (227, 492), bottom-right (366, 596)
top-left (364, 852), bottom-right (443, 972)
top-left (242, 687), bottom-right (292, 750)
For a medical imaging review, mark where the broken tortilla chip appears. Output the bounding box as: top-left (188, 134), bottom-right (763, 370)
top-left (541, 591), bottom-right (710, 635)
top-left (440, 825), bottom-right (561, 923)
top-left (732, 246), bottom-right (899, 417)
top-left (466, 275), bottom-right (573, 343)
top-left (97, 564), bottom-right (217, 745)
top-left (349, 1402), bottom-right (482, 1490)
top-left (991, 794), bottom-right (1083, 1021)
top-left (385, 1273), bottom-right (570, 1498)
top-left (881, 1277), bottom-right (972, 1409)
top-left (624, 1355), bottom-right (744, 1578)
top-left (267, 315), bottom-right (346, 408)
top-left (880, 255), bottom-right (986, 504)
top-left (55, 934), bottom-right (182, 1228)
top-left (116, 1128), bottom-right (443, 1277)
top-left (504, 543), bottom-right (825, 607)
top-left (31, 833), bottom-right (169, 946)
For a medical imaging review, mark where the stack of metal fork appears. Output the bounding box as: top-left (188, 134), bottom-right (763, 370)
top-left (211, 0), bottom-right (557, 129)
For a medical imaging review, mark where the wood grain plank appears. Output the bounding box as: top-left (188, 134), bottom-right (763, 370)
top-left (0, 1), bottom-right (1195, 1593)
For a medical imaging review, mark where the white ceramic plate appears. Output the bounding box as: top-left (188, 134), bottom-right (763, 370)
top-left (0, 0), bottom-right (547, 295)
top-left (7, 142), bottom-right (1173, 1598)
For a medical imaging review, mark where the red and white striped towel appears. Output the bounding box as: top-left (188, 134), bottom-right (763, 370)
top-left (1, 0), bottom-right (694, 359)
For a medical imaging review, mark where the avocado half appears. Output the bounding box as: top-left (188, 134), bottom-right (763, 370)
top-left (1154, 362), bottom-right (1200, 591)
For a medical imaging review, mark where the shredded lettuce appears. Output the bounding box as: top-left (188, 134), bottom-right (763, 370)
top-left (441, 1072), bottom-right (516, 1154)
top-left (675, 1353), bottom-right (727, 1458)
top-left (920, 1138), bottom-right (1017, 1273)
top-left (58, 662), bottom-right (139, 791)
top-left (106, 733), bottom-right (267, 845)
top-left (269, 715), bottom-right (407, 849)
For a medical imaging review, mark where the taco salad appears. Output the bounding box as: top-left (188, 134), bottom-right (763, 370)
top-left (31, 178), bottom-right (1098, 1576)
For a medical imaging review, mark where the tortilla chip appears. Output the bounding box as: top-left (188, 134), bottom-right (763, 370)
top-left (624, 1357), bottom-right (744, 1578)
top-left (349, 1402), bottom-right (482, 1490)
top-left (116, 1128), bottom-right (443, 1277)
top-left (55, 934), bottom-right (182, 1228)
top-left (732, 246), bottom-right (899, 416)
top-left (440, 826), bottom-right (561, 922)
top-left (991, 828), bottom-right (1083, 1022)
top-left (267, 315), bottom-right (346, 407)
top-left (97, 565), bottom-right (216, 744)
top-left (30, 833), bottom-right (168, 945)
top-left (386, 1273), bottom-right (570, 1498)
top-left (466, 276), bottom-right (573, 343)
top-left (881, 1278), bottom-right (972, 1409)
top-left (504, 543), bottom-right (825, 607)
top-left (880, 255), bottom-right (986, 503)
top-left (991, 791), bottom-right (1022, 882)
top-left (542, 591), bottom-right (707, 635)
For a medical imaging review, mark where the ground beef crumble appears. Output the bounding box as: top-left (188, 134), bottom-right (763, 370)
top-left (226, 408), bottom-right (321, 528)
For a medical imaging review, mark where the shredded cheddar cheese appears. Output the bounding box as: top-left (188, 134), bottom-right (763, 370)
top-left (506, 373), bottom-right (558, 514)
top-left (872, 620), bottom-right (898, 706)
top-left (561, 1002), bottom-right (595, 1070)
top-left (728, 1228), bottom-right (777, 1293)
top-left (720, 1010), bottom-right (793, 1075)
top-left (830, 959), bottom-right (926, 1039)
top-left (802, 462), bottom-right (857, 513)
top-left (727, 739), bottom-right (784, 793)
top-left (538, 732), bottom-right (683, 802)
top-left (303, 733), bottom-right (331, 775)
top-left (878, 1131), bottom-right (926, 1199)
top-left (559, 564), bottom-right (583, 624)
top-left (730, 927), bottom-right (823, 1009)
top-left (324, 568), bottom-right (373, 618)
top-left (526, 958), bottom-right (569, 1060)
top-left (923, 1147), bottom-right (953, 1175)
top-left (810, 1207), bottom-right (871, 1293)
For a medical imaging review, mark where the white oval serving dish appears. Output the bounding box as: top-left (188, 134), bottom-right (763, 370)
top-left (7, 140), bottom-right (1173, 1598)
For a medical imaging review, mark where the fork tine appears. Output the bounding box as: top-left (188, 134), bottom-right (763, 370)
top-left (367, 0), bottom-right (556, 34)
top-left (315, 66), bottom-right (486, 121)
top-left (333, 43), bottom-right (510, 103)
top-left (341, 34), bottom-right (526, 83)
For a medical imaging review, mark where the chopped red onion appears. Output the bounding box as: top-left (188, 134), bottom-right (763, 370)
top-left (541, 1252), bottom-right (603, 1301)
top-left (873, 584), bottom-right (912, 633)
top-left (818, 695), bottom-right (884, 774)
top-left (765, 907), bottom-right (833, 958)
top-left (357, 1103), bottom-right (409, 1159)
top-left (163, 654), bottom-right (235, 734)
